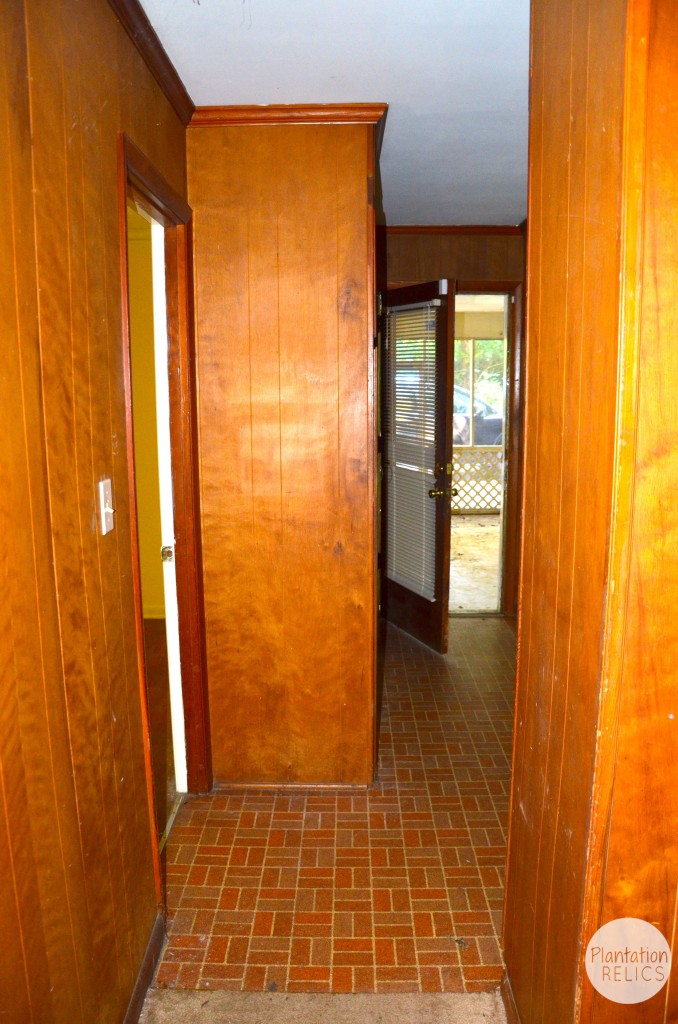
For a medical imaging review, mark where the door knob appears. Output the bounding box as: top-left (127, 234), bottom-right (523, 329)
top-left (428, 487), bottom-right (459, 499)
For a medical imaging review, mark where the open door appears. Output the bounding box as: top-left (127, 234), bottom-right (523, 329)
top-left (382, 280), bottom-right (455, 653)
top-left (120, 135), bottom-right (212, 818)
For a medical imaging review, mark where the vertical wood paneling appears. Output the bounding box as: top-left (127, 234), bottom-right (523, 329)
top-left (188, 123), bottom-right (375, 785)
top-left (1, 0), bottom-right (188, 1020)
top-left (503, 0), bottom-right (627, 1021)
top-left (1, 3), bottom-right (91, 1020)
top-left (386, 230), bottom-right (525, 286)
top-left (582, 1), bottom-right (678, 1020)
top-left (506, 0), bottom-right (678, 1021)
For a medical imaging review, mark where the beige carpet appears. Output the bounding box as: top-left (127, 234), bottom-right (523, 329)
top-left (140, 991), bottom-right (507, 1024)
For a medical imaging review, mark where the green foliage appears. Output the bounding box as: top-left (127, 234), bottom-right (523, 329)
top-left (454, 338), bottom-right (505, 411)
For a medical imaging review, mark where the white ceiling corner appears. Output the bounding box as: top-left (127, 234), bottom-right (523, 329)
top-left (140, 0), bottom-right (530, 226)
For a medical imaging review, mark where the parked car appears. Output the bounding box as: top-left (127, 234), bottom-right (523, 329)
top-left (453, 385), bottom-right (503, 446)
top-left (390, 373), bottom-right (503, 447)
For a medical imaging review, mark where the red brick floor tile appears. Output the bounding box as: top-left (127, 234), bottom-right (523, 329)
top-left (177, 964), bottom-right (201, 987)
top-left (264, 965), bottom-right (288, 990)
top-left (331, 966), bottom-right (354, 992)
top-left (340, 912), bottom-right (369, 938)
top-left (251, 911), bottom-right (274, 937)
top-left (200, 964), bottom-right (246, 982)
top-left (288, 966), bottom-right (331, 983)
top-left (375, 980), bottom-right (421, 992)
top-left (353, 966), bottom-right (376, 992)
top-left (225, 936), bottom-right (250, 964)
top-left (242, 965), bottom-right (267, 990)
top-left (420, 966), bottom-right (444, 992)
top-left (372, 889), bottom-right (392, 912)
top-left (395, 938), bottom-right (417, 965)
top-left (157, 618), bottom-right (515, 994)
top-left (374, 938), bottom-right (395, 965)
top-left (155, 962), bottom-right (180, 988)
top-left (441, 966), bottom-right (465, 991)
top-left (375, 966), bottom-right (419, 983)
top-left (290, 936), bottom-right (311, 964)
top-left (272, 912), bottom-right (294, 937)
top-left (286, 981), bottom-right (332, 992)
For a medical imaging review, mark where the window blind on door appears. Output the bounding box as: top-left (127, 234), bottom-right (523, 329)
top-left (384, 303), bottom-right (438, 601)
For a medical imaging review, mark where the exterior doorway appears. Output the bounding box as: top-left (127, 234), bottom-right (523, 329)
top-left (450, 293), bottom-right (508, 614)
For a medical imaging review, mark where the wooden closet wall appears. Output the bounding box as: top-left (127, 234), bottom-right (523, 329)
top-left (188, 110), bottom-right (384, 786)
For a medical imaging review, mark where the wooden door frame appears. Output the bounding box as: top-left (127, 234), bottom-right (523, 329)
top-left (118, 135), bottom-right (212, 810)
top-left (456, 279), bottom-right (524, 617)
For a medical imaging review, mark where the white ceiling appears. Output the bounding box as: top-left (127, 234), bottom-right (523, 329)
top-left (140, 0), bottom-right (530, 226)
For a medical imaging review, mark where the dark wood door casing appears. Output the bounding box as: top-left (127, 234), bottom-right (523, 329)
top-left (119, 135), bottom-right (212, 798)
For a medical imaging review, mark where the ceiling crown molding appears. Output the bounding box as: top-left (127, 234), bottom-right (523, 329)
top-left (191, 103), bottom-right (388, 154)
top-left (108, 0), bottom-right (195, 127)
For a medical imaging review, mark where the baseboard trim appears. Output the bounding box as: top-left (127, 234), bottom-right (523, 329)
top-left (124, 914), bottom-right (166, 1024)
top-left (501, 973), bottom-right (522, 1024)
top-left (213, 781), bottom-right (371, 792)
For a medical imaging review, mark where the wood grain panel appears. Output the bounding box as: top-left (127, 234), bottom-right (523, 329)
top-left (188, 122), bottom-right (376, 785)
top-left (581, 1), bottom-right (678, 1020)
top-left (503, 0), bottom-right (627, 1021)
top-left (0, 0), bottom-right (188, 1019)
top-left (386, 228), bottom-right (525, 287)
top-left (106, 0), bottom-right (194, 126)
top-left (0, 3), bottom-right (92, 1020)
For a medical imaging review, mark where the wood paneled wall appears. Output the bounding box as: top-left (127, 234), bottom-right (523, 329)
top-left (386, 228), bottom-right (525, 287)
top-left (582, 1), bottom-right (678, 1019)
top-left (503, 0), bottom-right (627, 1018)
top-left (188, 122), bottom-right (376, 785)
top-left (0, 6), bottom-right (92, 1018)
top-left (504, 1), bottom-right (678, 1022)
top-left (1, 0), bottom-right (188, 1020)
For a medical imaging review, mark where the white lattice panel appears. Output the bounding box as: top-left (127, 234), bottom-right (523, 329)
top-left (452, 447), bottom-right (504, 512)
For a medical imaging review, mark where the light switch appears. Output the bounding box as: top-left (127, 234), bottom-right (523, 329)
top-left (98, 478), bottom-right (115, 535)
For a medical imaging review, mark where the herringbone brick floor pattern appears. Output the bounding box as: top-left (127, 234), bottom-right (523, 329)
top-left (155, 618), bottom-right (515, 994)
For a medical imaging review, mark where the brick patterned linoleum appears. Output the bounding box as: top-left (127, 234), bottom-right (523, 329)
top-left (155, 618), bottom-right (516, 994)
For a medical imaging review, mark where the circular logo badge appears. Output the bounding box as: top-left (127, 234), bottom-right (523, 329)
top-left (585, 918), bottom-right (672, 1004)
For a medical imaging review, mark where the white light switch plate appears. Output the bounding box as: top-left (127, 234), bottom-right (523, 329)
top-left (98, 478), bottom-right (115, 535)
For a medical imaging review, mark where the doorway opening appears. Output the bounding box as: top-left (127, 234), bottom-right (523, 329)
top-left (450, 293), bottom-right (509, 615)
top-left (126, 202), bottom-right (186, 847)
top-left (119, 135), bottom-right (212, 897)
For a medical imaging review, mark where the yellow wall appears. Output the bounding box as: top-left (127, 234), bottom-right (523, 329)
top-left (455, 310), bottom-right (505, 339)
top-left (127, 206), bottom-right (165, 618)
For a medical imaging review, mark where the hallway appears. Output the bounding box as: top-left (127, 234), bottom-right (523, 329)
top-left (155, 619), bottom-right (515, 994)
